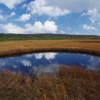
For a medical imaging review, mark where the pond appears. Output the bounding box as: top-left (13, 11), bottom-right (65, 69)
top-left (0, 52), bottom-right (100, 76)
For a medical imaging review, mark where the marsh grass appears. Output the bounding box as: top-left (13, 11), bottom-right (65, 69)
top-left (0, 39), bottom-right (100, 57)
top-left (0, 66), bottom-right (100, 100)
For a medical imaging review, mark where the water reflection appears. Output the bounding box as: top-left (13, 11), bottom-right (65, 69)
top-left (86, 56), bottom-right (100, 71)
top-left (34, 53), bottom-right (57, 60)
top-left (0, 52), bottom-right (100, 75)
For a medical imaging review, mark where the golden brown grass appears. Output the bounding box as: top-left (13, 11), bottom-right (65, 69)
top-left (0, 39), bottom-right (100, 57)
top-left (0, 66), bottom-right (100, 100)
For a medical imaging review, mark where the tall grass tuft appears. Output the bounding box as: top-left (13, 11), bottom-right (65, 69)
top-left (0, 66), bottom-right (100, 100)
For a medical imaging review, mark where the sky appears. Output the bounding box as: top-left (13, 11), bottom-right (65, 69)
top-left (0, 0), bottom-right (100, 35)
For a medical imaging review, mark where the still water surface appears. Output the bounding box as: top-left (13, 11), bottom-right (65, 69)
top-left (0, 52), bottom-right (100, 75)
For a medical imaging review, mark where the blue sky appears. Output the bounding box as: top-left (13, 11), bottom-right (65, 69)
top-left (0, 0), bottom-right (100, 35)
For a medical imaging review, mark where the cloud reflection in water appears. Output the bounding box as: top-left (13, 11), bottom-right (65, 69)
top-left (34, 52), bottom-right (57, 60)
top-left (0, 52), bottom-right (100, 74)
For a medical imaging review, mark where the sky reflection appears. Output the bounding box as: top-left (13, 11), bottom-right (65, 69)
top-left (0, 52), bottom-right (100, 74)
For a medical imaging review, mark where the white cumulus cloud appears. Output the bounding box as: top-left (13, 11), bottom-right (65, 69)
top-left (47, 0), bottom-right (100, 13)
top-left (0, 20), bottom-right (57, 33)
top-left (27, 0), bottom-right (70, 17)
top-left (10, 12), bottom-right (16, 17)
top-left (27, 0), bottom-right (100, 22)
top-left (0, 14), bottom-right (5, 20)
top-left (82, 24), bottom-right (97, 31)
top-left (0, 0), bottom-right (26, 9)
top-left (0, 23), bottom-right (24, 33)
top-left (81, 8), bottom-right (100, 23)
top-left (0, 11), bottom-right (16, 20)
top-left (25, 20), bottom-right (57, 33)
top-left (18, 14), bottom-right (31, 22)
top-left (22, 4), bottom-right (27, 9)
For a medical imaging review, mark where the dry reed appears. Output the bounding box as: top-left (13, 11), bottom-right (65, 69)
top-left (0, 39), bottom-right (100, 57)
top-left (0, 66), bottom-right (100, 100)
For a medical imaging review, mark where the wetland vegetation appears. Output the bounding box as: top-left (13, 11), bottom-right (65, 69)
top-left (0, 33), bottom-right (100, 100)
top-left (0, 66), bottom-right (100, 100)
top-left (0, 34), bottom-right (100, 57)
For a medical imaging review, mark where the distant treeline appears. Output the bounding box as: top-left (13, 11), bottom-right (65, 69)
top-left (0, 33), bottom-right (100, 42)
top-left (0, 33), bottom-right (100, 38)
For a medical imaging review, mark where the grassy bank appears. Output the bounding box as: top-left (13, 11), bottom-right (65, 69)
top-left (1, 36), bottom-right (100, 42)
top-left (0, 66), bottom-right (100, 100)
top-left (0, 39), bottom-right (100, 57)
top-left (0, 36), bottom-right (70, 42)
